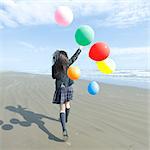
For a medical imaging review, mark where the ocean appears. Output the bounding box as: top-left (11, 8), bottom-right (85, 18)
top-left (80, 69), bottom-right (150, 89)
top-left (3, 69), bottom-right (149, 89)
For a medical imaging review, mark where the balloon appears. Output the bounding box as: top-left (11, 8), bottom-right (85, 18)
top-left (67, 66), bottom-right (80, 80)
top-left (88, 81), bottom-right (100, 95)
top-left (96, 58), bottom-right (116, 74)
top-left (75, 25), bottom-right (94, 46)
top-left (89, 42), bottom-right (110, 61)
top-left (54, 6), bottom-right (73, 26)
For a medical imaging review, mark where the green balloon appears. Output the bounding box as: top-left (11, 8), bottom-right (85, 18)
top-left (75, 25), bottom-right (94, 46)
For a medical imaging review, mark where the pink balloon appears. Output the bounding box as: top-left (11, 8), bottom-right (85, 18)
top-left (54, 6), bottom-right (73, 26)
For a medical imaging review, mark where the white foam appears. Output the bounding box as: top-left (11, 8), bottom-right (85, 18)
top-left (80, 69), bottom-right (150, 89)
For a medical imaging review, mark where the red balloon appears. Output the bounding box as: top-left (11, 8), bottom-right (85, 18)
top-left (89, 42), bottom-right (110, 61)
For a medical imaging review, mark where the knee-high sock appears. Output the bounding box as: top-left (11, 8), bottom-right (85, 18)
top-left (60, 112), bottom-right (66, 132)
top-left (66, 108), bottom-right (70, 123)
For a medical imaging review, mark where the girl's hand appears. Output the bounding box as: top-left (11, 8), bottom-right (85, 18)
top-left (79, 46), bottom-right (83, 50)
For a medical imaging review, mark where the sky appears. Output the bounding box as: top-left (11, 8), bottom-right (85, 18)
top-left (0, 0), bottom-right (150, 74)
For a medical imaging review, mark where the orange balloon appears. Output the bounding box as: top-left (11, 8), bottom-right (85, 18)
top-left (67, 66), bottom-right (80, 80)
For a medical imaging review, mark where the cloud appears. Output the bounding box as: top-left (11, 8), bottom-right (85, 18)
top-left (0, 57), bottom-right (21, 63)
top-left (0, 9), bottom-right (18, 27)
top-left (0, 0), bottom-right (149, 29)
top-left (111, 46), bottom-right (150, 56)
top-left (110, 46), bottom-right (150, 69)
top-left (95, 0), bottom-right (150, 28)
top-left (18, 41), bottom-right (50, 53)
top-left (0, 0), bottom-right (55, 27)
top-left (19, 41), bottom-right (34, 49)
top-left (0, 23), bottom-right (4, 29)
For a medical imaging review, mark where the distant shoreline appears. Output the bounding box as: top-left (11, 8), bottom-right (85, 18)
top-left (0, 71), bottom-right (150, 90)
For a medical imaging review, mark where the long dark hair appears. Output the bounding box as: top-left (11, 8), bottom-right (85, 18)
top-left (53, 50), bottom-right (69, 74)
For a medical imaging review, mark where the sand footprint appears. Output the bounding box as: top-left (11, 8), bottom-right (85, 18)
top-left (1, 124), bottom-right (13, 130)
top-left (0, 119), bottom-right (13, 131)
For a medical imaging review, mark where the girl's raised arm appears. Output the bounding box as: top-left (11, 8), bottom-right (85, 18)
top-left (69, 48), bottom-right (81, 66)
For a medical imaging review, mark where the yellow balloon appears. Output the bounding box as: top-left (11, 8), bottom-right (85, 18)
top-left (96, 58), bottom-right (116, 74)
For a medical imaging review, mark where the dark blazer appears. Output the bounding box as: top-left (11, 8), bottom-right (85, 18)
top-left (52, 48), bottom-right (81, 90)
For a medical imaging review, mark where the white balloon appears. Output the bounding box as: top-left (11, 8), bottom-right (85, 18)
top-left (55, 6), bottom-right (73, 26)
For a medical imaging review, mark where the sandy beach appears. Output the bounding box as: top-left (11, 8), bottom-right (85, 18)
top-left (0, 72), bottom-right (149, 150)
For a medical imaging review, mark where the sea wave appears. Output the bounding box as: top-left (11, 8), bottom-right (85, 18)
top-left (81, 69), bottom-right (150, 78)
top-left (80, 69), bottom-right (150, 89)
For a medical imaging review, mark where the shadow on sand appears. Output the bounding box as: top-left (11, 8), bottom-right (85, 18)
top-left (5, 105), bottom-right (64, 142)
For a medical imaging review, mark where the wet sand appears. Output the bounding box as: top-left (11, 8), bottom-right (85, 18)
top-left (0, 72), bottom-right (149, 150)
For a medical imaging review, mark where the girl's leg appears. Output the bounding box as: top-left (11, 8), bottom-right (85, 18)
top-left (65, 101), bottom-right (71, 123)
top-left (59, 104), bottom-right (67, 134)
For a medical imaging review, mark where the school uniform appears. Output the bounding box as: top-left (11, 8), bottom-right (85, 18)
top-left (52, 49), bottom-right (81, 104)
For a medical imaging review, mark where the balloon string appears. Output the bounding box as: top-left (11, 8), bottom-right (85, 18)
top-left (79, 46), bottom-right (83, 50)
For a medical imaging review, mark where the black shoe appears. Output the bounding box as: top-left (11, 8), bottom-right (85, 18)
top-left (63, 129), bottom-right (68, 141)
top-left (63, 129), bottom-right (68, 137)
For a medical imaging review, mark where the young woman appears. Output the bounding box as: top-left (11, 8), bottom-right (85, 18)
top-left (52, 48), bottom-right (81, 138)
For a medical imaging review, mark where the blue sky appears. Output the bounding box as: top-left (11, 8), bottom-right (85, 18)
top-left (0, 0), bottom-right (150, 73)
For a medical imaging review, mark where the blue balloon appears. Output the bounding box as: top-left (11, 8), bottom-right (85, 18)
top-left (88, 81), bottom-right (100, 95)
